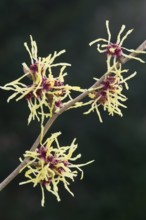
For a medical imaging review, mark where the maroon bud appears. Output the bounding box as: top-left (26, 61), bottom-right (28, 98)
top-left (54, 80), bottom-right (64, 87)
top-left (55, 100), bottom-right (63, 108)
top-left (58, 167), bottom-right (65, 173)
top-left (37, 146), bottom-right (47, 160)
top-left (42, 78), bottom-right (52, 91)
top-left (41, 178), bottom-right (52, 186)
top-left (30, 63), bottom-right (38, 73)
top-left (25, 92), bottom-right (33, 100)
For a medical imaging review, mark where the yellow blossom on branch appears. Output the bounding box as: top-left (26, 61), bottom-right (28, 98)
top-left (19, 132), bottom-right (94, 207)
top-left (82, 65), bottom-right (137, 122)
top-left (89, 20), bottom-right (146, 68)
top-left (0, 36), bottom-right (82, 126)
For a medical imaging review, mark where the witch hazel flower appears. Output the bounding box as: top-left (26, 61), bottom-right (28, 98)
top-left (89, 20), bottom-right (146, 68)
top-left (19, 132), bottom-right (94, 207)
top-left (82, 65), bottom-right (137, 122)
top-left (0, 36), bottom-right (81, 127)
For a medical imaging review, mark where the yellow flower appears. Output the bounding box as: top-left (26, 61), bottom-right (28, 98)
top-left (83, 65), bottom-right (137, 122)
top-left (0, 36), bottom-right (81, 127)
top-left (19, 132), bottom-right (94, 207)
top-left (89, 20), bottom-right (146, 68)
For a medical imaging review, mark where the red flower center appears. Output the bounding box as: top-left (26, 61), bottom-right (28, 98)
top-left (106, 43), bottom-right (122, 57)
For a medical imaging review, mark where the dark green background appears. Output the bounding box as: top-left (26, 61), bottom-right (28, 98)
top-left (1, 0), bottom-right (146, 219)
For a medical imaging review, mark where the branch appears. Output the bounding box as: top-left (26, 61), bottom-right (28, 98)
top-left (0, 40), bottom-right (146, 191)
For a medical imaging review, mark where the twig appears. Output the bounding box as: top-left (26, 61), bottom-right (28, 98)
top-left (0, 40), bottom-right (146, 191)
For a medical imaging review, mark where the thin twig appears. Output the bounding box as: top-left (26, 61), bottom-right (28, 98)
top-left (0, 40), bottom-right (146, 191)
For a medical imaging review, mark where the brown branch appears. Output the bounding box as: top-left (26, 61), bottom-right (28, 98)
top-left (0, 40), bottom-right (146, 191)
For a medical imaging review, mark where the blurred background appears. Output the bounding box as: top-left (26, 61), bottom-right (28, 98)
top-left (0, 0), bottom-right (146, 219)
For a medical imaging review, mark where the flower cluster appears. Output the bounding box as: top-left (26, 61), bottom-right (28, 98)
top-left (79, 20), bottom-right (146, 121)
top-left (0, 21), bottom-right (145, 207)
top-left (19, 132), bottom-right (94, 206)
top-left (0, 36), bottom-right (81, 127)
top-left (83, 66), bottom-right (136, 122)
top-left (89, 20), bottom-right (146, 69)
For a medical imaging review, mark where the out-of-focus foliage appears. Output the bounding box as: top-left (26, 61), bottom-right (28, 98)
top-left (1, 0), bottom-right (146, 219)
